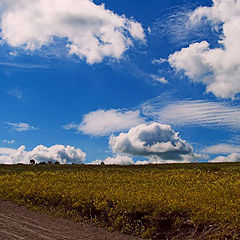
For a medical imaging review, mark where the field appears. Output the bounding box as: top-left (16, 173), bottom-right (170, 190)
top-left (0, 163), bottom-right (240, 239)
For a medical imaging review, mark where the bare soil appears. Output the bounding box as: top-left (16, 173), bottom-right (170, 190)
top-left (0, 200), bottom-right (143, 240)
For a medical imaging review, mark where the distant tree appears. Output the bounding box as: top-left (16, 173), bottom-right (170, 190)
top-left (38, 161), bottom-right (47, 165)
top-left (30, 159), bottom-right (35, 165)
top-left (55, 161), bottom-right (60, 165)
top-left (48, 161), bottom-right (53, 165)
top-left (101, 161), bottom-right (105, 166)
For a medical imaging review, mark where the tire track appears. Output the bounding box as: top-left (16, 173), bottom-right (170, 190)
top-left (0, 213), bottom-right (69, 240)
top-left (0, 200), bottom-right (143, 240)
top-left (0, 229), bottom-right (26, 240)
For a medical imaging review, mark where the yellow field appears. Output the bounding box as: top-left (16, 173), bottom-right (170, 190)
top-left (0, 163), bottom-right (240, 239)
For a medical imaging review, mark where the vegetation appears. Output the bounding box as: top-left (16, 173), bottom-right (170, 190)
top-left (0, 163), bottom-right (240, 239)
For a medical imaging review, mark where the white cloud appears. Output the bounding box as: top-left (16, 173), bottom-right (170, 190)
top-left (9, 51), bottom-right (17, 56)
top-left (7, 88), bottom-right (23, 99)
top-left (0, 0), bottom-right (145, 64)
top-left (149, 74), bottom-right (168, 84)
top-left (109, 122), bottom-right (196, 162)
top-left (64, 109), bottom-right (145, 136)
top-left (147, 27), bottom-right (151, 34)
top-left (0, 144), bottom-right (86, 164)
top-left (168, 0), bottom-right (240, 98)
top-left (6, 122), bottom-right (36, 132)
top-left (2, 139), bottom-right (15, 144)
top-left (149, 155), bottom-right (193, 164)
top-left (63, 123), bottom-right (79, 131)
top-left (141, 97), bottom-right (240, 129)
top-left (0, 62), bottom-right (45, 69)
top-left (152, 58), bottom-right (167, 65)
top-left (91, 154), bottom-right (134, 165)
top-left (152, 2), bottom-right (207, 45)
top-left (135, 153), bottom-right (208, 165)
top-left (204, 144), bottom-right (240, 154)
top-left (210, 153), bottom-right (240, 163)
top-left (135, 160), bottom-right (150, 165)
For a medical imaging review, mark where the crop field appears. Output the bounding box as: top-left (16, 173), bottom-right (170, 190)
top-left (1, 163), bottom-right (240, 239)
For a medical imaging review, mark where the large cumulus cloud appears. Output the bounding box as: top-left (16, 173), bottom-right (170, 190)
top-left (0, 144), bottom-right (86, 164)
top-left (109, 122), bottom-right (195, 162)
top-left (0, 0), bottom-right (145, 64)
top-left (168, 0), bottom-right (240, 98)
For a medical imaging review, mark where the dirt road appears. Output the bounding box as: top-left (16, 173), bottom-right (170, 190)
top-left (0, 200), bottom-right (143, 240)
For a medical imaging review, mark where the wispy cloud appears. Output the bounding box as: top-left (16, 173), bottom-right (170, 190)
top-left (62, 123), bottom-right (79, 131)
top-left (149, 74), bottom-right (168, 84)
top-left (7, 88), bottom-right (23, 99)
top-left (141, 97), bottom-right (240, 129)
top-left (0, 62), bottom-right (45, 69)
top-left (152, 58), bottom-right (167, 65)
top-left (151, 2), bottom-right (209, 46)
top-left (6, 122), bottom-right (36, 132)
top-left (203, 144), bottom-right (240, 155)
top-left (2, 139), bottom-right (15, 144)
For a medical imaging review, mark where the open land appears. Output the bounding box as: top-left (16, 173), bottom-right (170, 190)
top-left (1, 163), bottom-right (240, 239)
top-left (0, 199), bottom-right (142, 240)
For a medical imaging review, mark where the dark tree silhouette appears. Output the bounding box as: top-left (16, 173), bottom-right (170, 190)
top-left (38, 161), bottom-right (47, 165)
top-left (30, 159), bottom-right (35, 165)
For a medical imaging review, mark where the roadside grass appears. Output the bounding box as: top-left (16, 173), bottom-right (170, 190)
top-left (0, 163), bottom-right (240, 239)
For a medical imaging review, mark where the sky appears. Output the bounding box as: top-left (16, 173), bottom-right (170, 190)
top-left (1, 0), bottom-right (240, 165)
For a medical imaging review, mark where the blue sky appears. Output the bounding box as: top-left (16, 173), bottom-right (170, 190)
top-left (1, 0), bottom-right (240, 164)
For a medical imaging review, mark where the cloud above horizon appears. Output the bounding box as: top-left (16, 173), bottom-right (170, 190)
top-left (6, 122), bottom-right (36, 132)
top-left (204, 144), bottom-right (240, 155)
top-left (168, 0), bottom-right (240, 98)
top-left (210, 153), bottom-right (240, 163)
top-left (2, 139), bottom-right (15, 144)
top-left (149, 74), bottom-right (168, 84)
top-left (141, 97), bottom-right (240, 129)
top-left (0, 144), bottom-right (86, 164)
top-left (91, 154), bottom-right (134, 165)
top-left (7, 88), bottom-right (23, 99)
top-left (0, 0), bottom-right (145, 64)
top-left (109, 122), bottom-right (196, 162)
top-left (63, 109), bottom-right (145, 136)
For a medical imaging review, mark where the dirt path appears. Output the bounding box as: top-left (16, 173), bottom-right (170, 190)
top-left (0, 200), bottom-right (143, 240)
